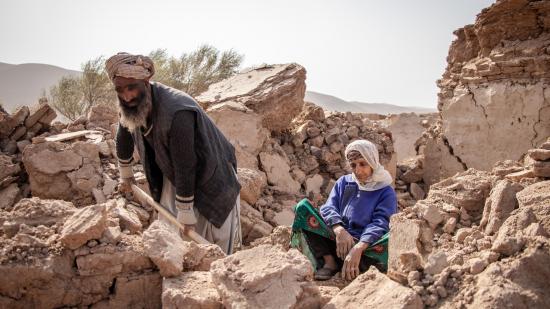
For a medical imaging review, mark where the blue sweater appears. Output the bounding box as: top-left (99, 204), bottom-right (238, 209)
top-left (320, 174), bottom-right (397, 244)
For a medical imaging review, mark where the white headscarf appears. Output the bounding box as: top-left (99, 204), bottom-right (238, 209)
top-left (345, 139), bottom-right (393, 191)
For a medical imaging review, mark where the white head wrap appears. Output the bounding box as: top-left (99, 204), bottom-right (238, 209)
top-left (345, 139), bottom-right (393, 191)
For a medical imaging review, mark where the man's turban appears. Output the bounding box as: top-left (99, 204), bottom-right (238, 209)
top-left (105, 52), bottom-right (155, 81)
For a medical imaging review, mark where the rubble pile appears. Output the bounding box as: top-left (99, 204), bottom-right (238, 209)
top-left (387, 140), bottom-right (550, 307)
top-left (0, 198), bottom-right (162, 308)
top-left (0, 100), bottom-right (58, 207)
top-left (197, 65), bottom-right (397, 243)
top-left (394, 155), bottom-right (427, 209)
top-left (0, 101), bottom-right (166, 308)
top-left (280, 103), bottom-right (396, 204)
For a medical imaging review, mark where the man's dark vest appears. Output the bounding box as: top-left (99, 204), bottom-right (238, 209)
top-left (132, 82), bottom-right (240, 228)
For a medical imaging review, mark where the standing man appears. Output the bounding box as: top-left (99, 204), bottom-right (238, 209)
top-left (106, 52), bottom-right (241, 254)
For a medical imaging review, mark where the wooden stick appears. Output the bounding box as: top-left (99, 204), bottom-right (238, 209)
top-left (131, 184), bottom-right (210, 245)
top-left (43, 130), bottom-right (102, 142)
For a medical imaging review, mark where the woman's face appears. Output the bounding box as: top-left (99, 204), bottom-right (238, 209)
top-left (349, 157), bottom-right (373, 183)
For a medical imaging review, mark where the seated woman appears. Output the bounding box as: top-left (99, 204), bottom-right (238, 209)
top-left (291, 139), bottom-right (397, 281)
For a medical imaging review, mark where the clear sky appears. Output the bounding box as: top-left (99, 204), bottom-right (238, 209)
top-left (0, 0), bottom-right (495, 108)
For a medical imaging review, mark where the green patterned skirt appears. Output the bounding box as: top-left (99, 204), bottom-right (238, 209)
top-left (290, 198), bottom-right (389, 272)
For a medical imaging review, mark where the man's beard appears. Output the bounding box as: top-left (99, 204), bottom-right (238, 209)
top-left (118, 90), bottom-right (152, 131)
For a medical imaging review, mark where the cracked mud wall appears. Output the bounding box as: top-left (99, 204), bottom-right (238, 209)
top-left (422, 0), bottom-right (550, 184)
top-left (442, 83), bottom-right (550, 171)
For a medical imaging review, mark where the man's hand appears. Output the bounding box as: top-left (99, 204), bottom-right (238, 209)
top-left (333, 225), bottom-right (355, 259)
top-left (118, 177), bottom-right (135, 195)
top-left (177, 210), bottom-right (197, 239)
top-left (342, 242), bottom-right (369, 281)
top-left (179, 224), bottom-right (196, 239)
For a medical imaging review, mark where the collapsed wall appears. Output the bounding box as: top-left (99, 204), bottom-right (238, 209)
top-left (422, 0), bottom-right (550, 185)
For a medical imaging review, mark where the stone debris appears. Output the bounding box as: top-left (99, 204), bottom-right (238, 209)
top-left (113, 199), bottom-right (143, 233)
top-left (389, 148), bottom-right (549, 307)
top-left (0, 197), bottom-right (159, 308)
top-left (324, 268), bottom-right (423, 309)
top-left (468, 242), bottom-right (550, 308)
top-left (479, 179), bottom-right (523, 235)
top-left (181, 242), bottom-right (226, 271)
top-left (259, 151), bottom-right (301, 195)
top-left (237, 168), bottom-right (267, 205)
top-left (143, 220), bottom-right (186, 277)
top-left (0, 183), bottom-right (20, 210)
top-left (250, 225), bottom-right (292, 251)
top-left (22, 140), bottom-right (103, 205)
top-left (59, 202), bottom-right (109, 250)
top-left (86, 103), bottom-right (118, 131)
top-left (318, 286), bottom-right (341, 308)
top-left (162, 271), bottom-right (222, 309)
top-left (240, 200), bottom-right (273, 244)
top-left (210, 244), bottom-right (319, 309)
top-left (198, 63), bottom-right (306, 133)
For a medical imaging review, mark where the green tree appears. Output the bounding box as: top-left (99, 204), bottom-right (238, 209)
top-left (49, 76), bottom-right (86, 121)
top-left (150, 44), bottom-right (243, 96)
top-left (80, 56), bottom-right (116, 113)
top-left (49, 56), bottom-right (115, 121)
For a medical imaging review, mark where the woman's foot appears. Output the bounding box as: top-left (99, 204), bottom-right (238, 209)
top-left (315, 254), bottom-right (339, 280)
top-left (314, 267), bottom-right (338, 280)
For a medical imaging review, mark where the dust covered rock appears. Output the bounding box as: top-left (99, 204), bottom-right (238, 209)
top-left (250, 225), bottom-right (292, 251)
top-left (181, 241), bottom-right (226, 271)
top-left (240, 200), bottom-right (273, 244)
top-left (0, 183), bottom-right (20, 210)
top-left (0, 154), bottom-right (21, 188)
top-left (324, 268), bottom-right (423, 309)
top-left (198, 63), bottom-right (306, 133)
top-left (238, 168), bottom-right (267, 205)
top-left (59, 202), bottom-right (109, 250)
top-left (492, 181), bottom-right (549, 256)
top-left (479, 179), bottom-right (523, 235)
top-left (210, 244), bottom-right (319, 309)
top-left (428, 169), bottom-right (492, 212)
top-left (259, 151), bottom-right (301, 195)
top-left (143, 220), bottom-right (185, 277)
top-left (468, 242), bottom-right (550, 308)
top-left (206, 102), bottom-right (269, 169)
top-left (22, 140), bottom-right (103, 205)
top-left (162, 271), bottom-right (222, 309)
top-left (86, 104), bottom-right (118, 131)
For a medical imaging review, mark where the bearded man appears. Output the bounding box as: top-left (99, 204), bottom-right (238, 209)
top-left (106, 52), bottom-right (241, 254)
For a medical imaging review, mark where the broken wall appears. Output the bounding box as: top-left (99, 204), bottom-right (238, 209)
top-left (423, 0), bottom-right (550, 184)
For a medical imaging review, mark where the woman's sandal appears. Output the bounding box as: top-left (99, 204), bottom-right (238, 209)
top-left (314, 267), bottom-right (338, 281)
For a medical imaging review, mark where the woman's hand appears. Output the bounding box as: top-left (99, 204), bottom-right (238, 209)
top-left (342, 242), bottom-right (369, 281)
top-left (333, 225), bottom-right (355, 259)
